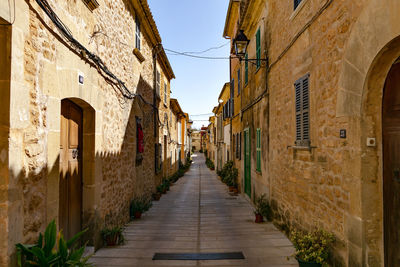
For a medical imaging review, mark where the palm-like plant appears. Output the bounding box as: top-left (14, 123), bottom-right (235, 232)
top-left (16, 220), bottom-right (92, 267)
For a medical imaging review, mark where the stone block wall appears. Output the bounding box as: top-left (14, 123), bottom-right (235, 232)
top-left (265, 0), bottom-right (397, 265)
top-left (1, 0), bottom-right (163, 265)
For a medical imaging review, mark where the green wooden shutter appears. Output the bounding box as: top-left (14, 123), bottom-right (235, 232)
top-left (245, 53), bottom-right (248, 85)
top-left (256, 28), bottom-right (261, 69)
top-left (237, 69), bottom-right (241, 94)
top-left (256, 128), bottom-right (261, 172)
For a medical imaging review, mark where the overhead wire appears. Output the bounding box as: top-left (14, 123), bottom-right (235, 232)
top-left (180, 41), bottom-right (230, 55)
top-left (165, 48), bottom-right (230, 60)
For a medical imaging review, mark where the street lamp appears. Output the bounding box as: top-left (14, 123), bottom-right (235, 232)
top-left (233, 29), bottom-right (268, 66)
top-left (233, 30), bottom-right (249, 58)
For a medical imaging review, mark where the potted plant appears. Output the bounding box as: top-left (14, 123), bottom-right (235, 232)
top-left (130, 196), bottom-right (152, 219)
top-left (152, 191), bottom-right (161, 201)
top-left (291, 230), bottom-right (335, 267)
top-left (254, 194), bottom-right (271, 223)
top-left (101, 227), bottom-right (124, 246)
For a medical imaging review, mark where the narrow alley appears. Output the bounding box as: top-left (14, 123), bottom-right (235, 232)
top-left (90, 153), bottom-right (296, 267)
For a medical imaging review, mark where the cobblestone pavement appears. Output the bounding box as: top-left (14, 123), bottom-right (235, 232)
top-left (90, 153), bottom-right (297, 267)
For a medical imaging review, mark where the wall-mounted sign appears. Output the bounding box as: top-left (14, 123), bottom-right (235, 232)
top-left (340, 129), bottom-right (346, 139)
top-left (79, 74), bottom-right (84, 85)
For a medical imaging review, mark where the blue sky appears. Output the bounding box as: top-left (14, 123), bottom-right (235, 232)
top-left (148, 0), bottom-right (230, 129)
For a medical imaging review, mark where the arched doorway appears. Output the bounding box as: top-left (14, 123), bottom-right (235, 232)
top-left (382, 58), bottom-right (400, 266)
top-left (58, 98), bottom-right (96, 242)
top-left (59, 99), bottom-right (83, 240)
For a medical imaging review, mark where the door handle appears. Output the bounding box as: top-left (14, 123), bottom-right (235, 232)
top-left (393, 168), bottom-right (400, 182)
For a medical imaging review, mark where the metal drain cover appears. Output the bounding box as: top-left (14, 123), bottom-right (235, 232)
top-left (152, 252), bottom-right (245, 260)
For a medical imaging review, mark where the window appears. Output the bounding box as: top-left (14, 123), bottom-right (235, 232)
top-left (245, 53), bottom-right (248, 85)
top-left (135, 18), bottom-right (141, 50)
top-left (231, 79), bottom-right (235, 98)
top-left (235, 134), bottom-right (239, 159)
top-left (237, 69), bottom-right (241, 95)
top-left (256, 128), bottom-right (261, 172)
top-left (155, 143), bottom-right (162, 173)
top-left (156, 71), bottom-right (160, 96)
top-left (239, 132), bottom-right (241, 160)
top-left (294, 0), bottom-right (303, 10)
top-left (256, 28), bottom-right (261, 69)
top-left (294, 74), bottom-right (310, 147)
top-left (164, 82), bottom-right (167, 105)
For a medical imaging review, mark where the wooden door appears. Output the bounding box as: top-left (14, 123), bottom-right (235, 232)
top-left (383, 62), bottom-right (400, 267)
top-left (244, 128), bottom-right (251, 197)
top-left (59, 99), bottom-right (83, 240)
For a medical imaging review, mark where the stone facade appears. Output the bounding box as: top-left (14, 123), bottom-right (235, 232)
top-left (223, 0), bottom-right (400, 266)
top-left (0, 0), bottom-right (178, 265)
top-left (191, 131), bottom-right (201, 151)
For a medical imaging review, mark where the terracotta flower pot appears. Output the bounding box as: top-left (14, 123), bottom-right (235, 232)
top-left (153, 193), bottom-right (161, 201)
top-left (134, 211), bottom-right (142, 219)
top-left (105, 234), bottom-right (119, 246)
top-left (229, 186), bottom-right (235, 192)
top-left (255, 213), bottom-right (264, 223)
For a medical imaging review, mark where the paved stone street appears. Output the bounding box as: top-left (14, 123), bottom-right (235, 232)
top-left (90, 153), bottom-right (297, 267)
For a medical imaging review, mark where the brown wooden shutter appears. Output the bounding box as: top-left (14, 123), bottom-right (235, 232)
top-left (294, 74), bottom-right (310, 146)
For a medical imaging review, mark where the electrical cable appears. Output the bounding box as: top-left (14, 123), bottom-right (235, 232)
top-left (34, 0), bottom-right (156, 110)
top-left (165, 48), bottom-right (230, 60)
top-left (180, 41), bottom-right (230, 55)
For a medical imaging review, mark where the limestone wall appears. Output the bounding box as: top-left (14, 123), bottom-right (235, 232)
top-left (265, 0), bottom-right (386, 265)
top-left (1, 0), bottom-right (161, 265)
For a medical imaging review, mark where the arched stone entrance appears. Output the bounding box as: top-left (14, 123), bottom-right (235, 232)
top-left (336, 0), bottom-right (400, 265)
top-left (59, 98), bottom-right (96, 242)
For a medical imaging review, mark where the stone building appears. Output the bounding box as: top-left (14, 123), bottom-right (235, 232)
top-left (191, 130), bottom-right (201, 151)
top-left (216, 82), bottom-right (232, 167)
top-left (156, 51), bottom-right (175, 180)
top-left (0, 0), bottom-right (176, 265)
top-left (223, 0), bottom-right (400, 266)
top-left (170, 98), bottom-right (185, 172)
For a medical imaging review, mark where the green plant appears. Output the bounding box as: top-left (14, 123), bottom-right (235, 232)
top-left (130, 196), bottom-right (152, 217)
top-left (205, 158), bottom-right (215, 169)
top-left (156, 184), bottom-right (164, 193)
top-left (254, 194), bottom-right (271, 220)
top-left (291, 230), bottom-right (335, 265)
top-left (16, 220), bottom-right (92, 267)
top-left (219, 161), bottom-right (238, 187)
top-left (101, 227), bottom-right (124, 246)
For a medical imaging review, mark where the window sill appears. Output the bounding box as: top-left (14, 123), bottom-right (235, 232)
top-left (287, 145), bottom-right (316, 151)
top-left (133, 48), bottom-right (145, 63)
top-left (290, 0), bottom-right (310, 21)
